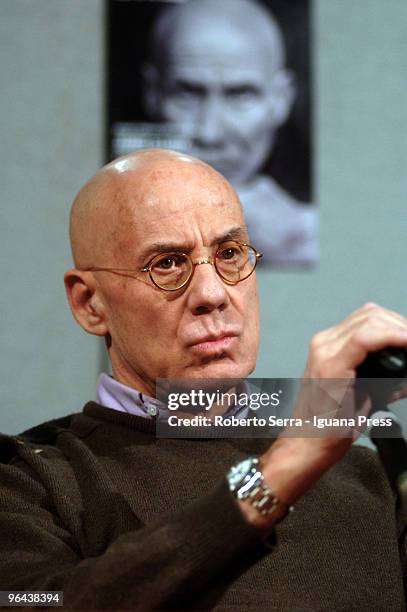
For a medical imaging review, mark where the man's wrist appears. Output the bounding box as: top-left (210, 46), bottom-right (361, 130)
top-left (227, 456), bottom-right (293, 533)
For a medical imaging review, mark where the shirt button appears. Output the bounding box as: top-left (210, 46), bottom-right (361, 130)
top-left (147, 406), bottom-right (158, 417)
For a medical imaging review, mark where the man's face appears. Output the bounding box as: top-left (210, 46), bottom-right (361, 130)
top-left (154, 23), bottom-right (284, 187)
top-left (96, 159), bottom-right (260, 396)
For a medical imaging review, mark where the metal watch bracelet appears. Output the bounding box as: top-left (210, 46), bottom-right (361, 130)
top-left (227, 457), bottom-right (294, 521)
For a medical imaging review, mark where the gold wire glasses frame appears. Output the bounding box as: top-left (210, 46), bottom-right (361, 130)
top-left (82, 241), bottom-right (263, 292)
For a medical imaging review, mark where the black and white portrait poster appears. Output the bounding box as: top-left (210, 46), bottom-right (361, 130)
top-left (108, 0), bottom-right (316, 268)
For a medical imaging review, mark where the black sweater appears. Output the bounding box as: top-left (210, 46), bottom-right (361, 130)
top-left (0, 402), bottom-right (405, 610)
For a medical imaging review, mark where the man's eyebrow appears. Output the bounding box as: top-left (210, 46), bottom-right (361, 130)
top-left (139, 241), bottom-right (194, 264)
top-left (210, 227), bottom-right (249, 245)
top-left (224, 84), bottom-right (261, 95)
top-left (138, 227), bottom-right (249, 264)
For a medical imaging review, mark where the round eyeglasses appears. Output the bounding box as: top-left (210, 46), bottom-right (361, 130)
top-left (83, 241), bottom-right (263, 291)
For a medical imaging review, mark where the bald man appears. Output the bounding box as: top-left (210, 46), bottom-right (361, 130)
top-left (139, 0), bottom-right (317, 266)
top-left (0, 150), bottom-right (406, 609)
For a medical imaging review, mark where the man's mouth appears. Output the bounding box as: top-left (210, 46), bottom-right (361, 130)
top-left (195, 155), bottom-right (237, 174)
top-left (188, 333), bottom-right (239, 355)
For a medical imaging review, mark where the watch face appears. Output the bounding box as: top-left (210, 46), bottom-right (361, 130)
top-left (227, 457), bottom-right (257, 491)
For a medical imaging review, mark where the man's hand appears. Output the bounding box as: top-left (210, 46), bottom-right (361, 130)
top-left (304, 302), bottom-right (407, 379)
top-left (240, 303), bottom-right (407, 533)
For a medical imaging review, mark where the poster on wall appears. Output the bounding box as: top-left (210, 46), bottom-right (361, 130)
top-left (108, 0), bottom-right (316, 268)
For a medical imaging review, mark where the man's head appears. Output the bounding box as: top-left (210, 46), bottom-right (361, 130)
top-left (65, 149), bottom-right (260, 397)
top-left (143, 0), bottom-right (295, 187)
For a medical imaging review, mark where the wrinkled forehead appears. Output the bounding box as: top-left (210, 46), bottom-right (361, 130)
top-left (157, 2), bottom-right (284, 74)
top-left (170, 23), bottom-right (276, 71)
top-left (109, 164), bottom-right (247, 261)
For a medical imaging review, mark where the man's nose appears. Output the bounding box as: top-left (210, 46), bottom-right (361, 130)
top-left (194, 96), bottom-right (224, 148)
top-left (187, 260), bottom-right (230, 315)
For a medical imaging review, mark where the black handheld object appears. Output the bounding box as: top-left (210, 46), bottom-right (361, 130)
top-left (356, 347), bottom-right (407, 514)
top-left (356, 347), bottom-right (407, 379)
top-left (356, 347), bottom-right (407, 407)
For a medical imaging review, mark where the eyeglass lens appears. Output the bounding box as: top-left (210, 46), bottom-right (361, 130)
top-left (150, 242), bottom-right (256, 290)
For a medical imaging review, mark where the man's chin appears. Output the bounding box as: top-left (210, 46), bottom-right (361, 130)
top-left (158, 363), bottom-right (247, 399)
top-left (184, 358), bottom-right (252, 382)
top-left (155, 358), bottom-right (254, 400)
top-left (189, 151), bottom-right (240, 181)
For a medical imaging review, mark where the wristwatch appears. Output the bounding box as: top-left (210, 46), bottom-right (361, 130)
top-left (227, 456), bottom-right (293, 521)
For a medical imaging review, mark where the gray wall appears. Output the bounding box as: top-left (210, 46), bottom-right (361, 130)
top-left (255, 0), bottom-right (407, 377)
top-left (1, 0), bottom-right (104, 433)
top-left (1, 0), bottom-right (406, 433)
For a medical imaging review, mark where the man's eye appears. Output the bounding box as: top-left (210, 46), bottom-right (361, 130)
top-left (219, 247), bottom-right (239, 261)
top-left (172, 82), bottom-right (205, 101)
top-left (154, 254), bottom-right (186, 271)
top-left (225, 86), bottom-right (259, 103)
top-left (157, 257), bottom-right (177, 270)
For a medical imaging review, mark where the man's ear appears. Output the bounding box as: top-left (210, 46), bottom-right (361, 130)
top-left (268, 68), bottom-right (296, 127)
top-left (140, 62), bottom-right (162, 119)
top-left (64, 270), bottom-right (108, 337)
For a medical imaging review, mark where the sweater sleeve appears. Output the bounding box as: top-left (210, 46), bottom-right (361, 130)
top-left (0, 450), bottom-right (270, 610)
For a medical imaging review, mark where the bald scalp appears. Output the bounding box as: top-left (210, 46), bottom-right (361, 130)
top-left (148, 0), bottom-right (286, 73)
top-left (69, 149), bottom-right (237, 268)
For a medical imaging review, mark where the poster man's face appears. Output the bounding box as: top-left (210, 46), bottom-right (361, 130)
top-left (151, 21), bottom-right (292, 187)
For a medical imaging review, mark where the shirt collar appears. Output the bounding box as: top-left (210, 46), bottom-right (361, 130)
top-left (96, 373), bottom-right (251, 420)
top-left (97, 373), bottom-right (162, 418)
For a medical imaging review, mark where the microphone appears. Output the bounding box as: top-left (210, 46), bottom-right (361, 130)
top-left (356, 347), bottom-right (407, 379)
top-left (356, 347), bottom-right (407, 514)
